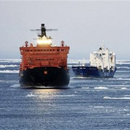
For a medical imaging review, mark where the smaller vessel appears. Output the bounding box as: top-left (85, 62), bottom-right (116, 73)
top-left (72, 45), bottom-right (116, 78)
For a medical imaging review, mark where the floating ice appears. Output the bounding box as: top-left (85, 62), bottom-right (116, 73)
top-left (121, 87), bottom-right (127, 90)
top-left (104, 96), bottom-right (130, 100)
top-left (0, 70), bottom-right (19, 73)
top-left (26, 93), bottom-right (36, 97)
top-left (94, 86), bottom-right (108, 90)
top-left (0, 59), bottom-right (20, 63)
top-left (0, 65), bottom-right (18, 68)
top-left (10, 84), bottom-right (20, 88)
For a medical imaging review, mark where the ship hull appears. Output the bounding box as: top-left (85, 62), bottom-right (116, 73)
top-left (19, 67), bottom-right (70, 88)
top-left (72, 66), bottom-right (116, 78)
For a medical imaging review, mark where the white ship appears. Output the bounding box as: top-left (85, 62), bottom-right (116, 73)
top-left (72, 45), bottom-right (116, 77)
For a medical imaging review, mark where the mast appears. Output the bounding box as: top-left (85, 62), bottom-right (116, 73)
top-left (40, 24), bottom-right (46, 37)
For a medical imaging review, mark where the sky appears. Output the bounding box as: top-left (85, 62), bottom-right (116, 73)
top-left (0, 1), bottom-right (130, 60)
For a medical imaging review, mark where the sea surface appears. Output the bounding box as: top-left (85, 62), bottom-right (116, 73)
top-left (0, 59), bottom-right (130, 130)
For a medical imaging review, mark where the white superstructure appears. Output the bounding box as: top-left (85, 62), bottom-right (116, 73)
top-left (90, 45), bottom-right (116, 71)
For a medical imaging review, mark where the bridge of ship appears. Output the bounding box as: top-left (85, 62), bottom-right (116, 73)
top-left (20, 45), bottom-right (70, 70)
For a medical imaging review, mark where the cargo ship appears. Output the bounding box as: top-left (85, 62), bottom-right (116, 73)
top-left (19, 24), bottom-right (70, 87)
top-left (72, 45), bottom-right (116, 78)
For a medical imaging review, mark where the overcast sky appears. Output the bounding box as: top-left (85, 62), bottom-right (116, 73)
top-left (0, 1), bottom-right (130, 60)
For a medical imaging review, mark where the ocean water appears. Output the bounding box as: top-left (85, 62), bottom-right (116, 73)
top-left (0, 59), bottom-right (130, 130)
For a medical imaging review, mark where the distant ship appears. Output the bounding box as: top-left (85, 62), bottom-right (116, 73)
top-left (72, 45), bottom-right (116, 78)
top-left (19, 24), bottom-right (70, 87)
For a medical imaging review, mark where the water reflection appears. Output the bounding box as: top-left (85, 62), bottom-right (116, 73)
top-left (25, 85), bottom-right (70, 101)
top-left (32, 89), bottom-right (60, 100)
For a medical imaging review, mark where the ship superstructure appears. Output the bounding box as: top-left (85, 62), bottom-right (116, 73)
top-left (19, 24), bottom-right (70, 87)
top-left (72, 45), bottom-right (116, 77)
top-left (90, 45), bottom-right (116, 72)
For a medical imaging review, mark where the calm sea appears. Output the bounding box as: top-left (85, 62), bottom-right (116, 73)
top-left (0, 59), bottom-right (130, 130)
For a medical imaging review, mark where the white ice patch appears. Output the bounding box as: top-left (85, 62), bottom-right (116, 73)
top-left (126, 113), bottom-right (130, 116)
top-left (93, 106), bottom-right (105, 108)
top-left (109, 78), bottom-right (130, 81)
top-left (0, 65), bottom-right (18, 68)
top-left (94, 86), bottom-right (108, 90)
top-left (117, 71), bottom-right (130, 73)
top-left (121, 87), bottom-right (127, 90)
top-left (10, 84), bottom-right (20, 88)
top-left (117, 66), bottom-right (130, 69)
top-left (0, 59), bottom-right (20, 63)
top-left (26, 93), bottom-right (36, 97)
top-left (0, 70), bottom-right (19, 73)
top-left (117, 60), bottom-right (130, 64)
top-left (104, 96), bottom-right (130, 100)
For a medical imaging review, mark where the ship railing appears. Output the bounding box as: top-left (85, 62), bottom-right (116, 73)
top-left (20, 47), bottom-right (69, 54)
